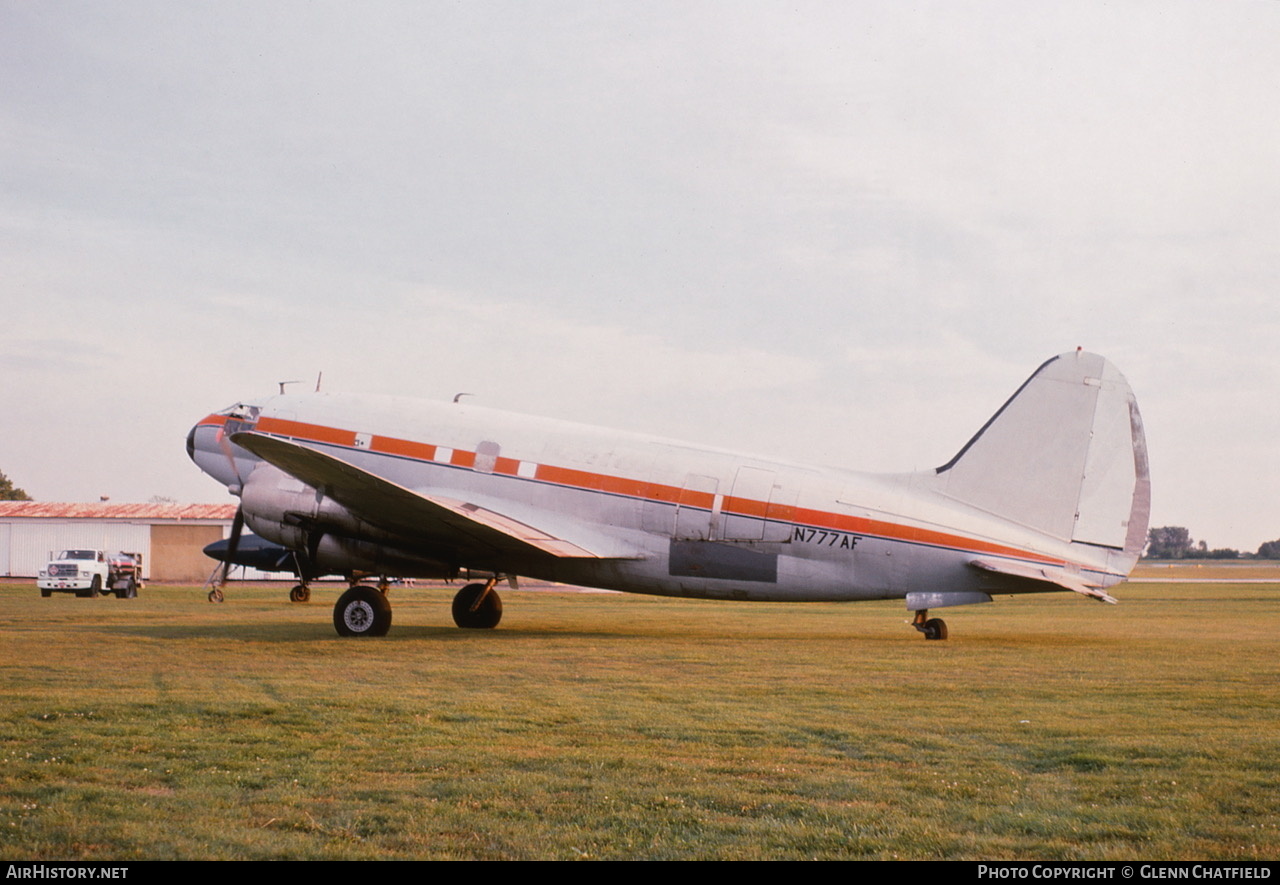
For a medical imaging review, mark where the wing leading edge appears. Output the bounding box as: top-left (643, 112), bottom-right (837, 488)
top-left (230, 431), bottom-right (614, 561)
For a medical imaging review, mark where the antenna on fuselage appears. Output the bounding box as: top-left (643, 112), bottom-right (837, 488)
top-left (277, 380), bottom-right (302, 394)
top-left (316, 372), bottom-right (323, 392)
top-left (453, 392), bottom-right (473, 404)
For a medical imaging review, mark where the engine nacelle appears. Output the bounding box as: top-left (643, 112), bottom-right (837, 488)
top-left (239, 462), bottom-right (454, 578)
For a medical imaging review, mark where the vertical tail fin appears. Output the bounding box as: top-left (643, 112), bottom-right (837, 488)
top-left (933, 351), bottom-right (1150, 565)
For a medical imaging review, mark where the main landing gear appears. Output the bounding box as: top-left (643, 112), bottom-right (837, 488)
top-left (333, 582), bottom-right (392, 637)
top-left (330, 574), bottom-right (506, 637)
top-left (452, 578), bottom-right (503, 629)
top-left (911, 609), bottom-right (948, 641)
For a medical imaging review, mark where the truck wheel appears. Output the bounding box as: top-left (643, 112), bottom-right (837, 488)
top-left (41, 589), bottom-right (52, 598)
top-left (90, 575), bottom-right (101, 598)
top-left (125, 578), bottom-right (138, 598)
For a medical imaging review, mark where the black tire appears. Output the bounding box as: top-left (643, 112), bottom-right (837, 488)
top-left (923, 617), bottom-right (948, 640)
top-left (40, 589), bottom-right (52, 598)
top-left (78, 575), bottom-right (102, 598)
top-left (289, 584), bottom-right (310, 603)
top-left (208, 587), bottom-right (224, 603)
top-left (121, 578), bottom-right (137, 599)
top-left (334, 586), bottom-right (392, 637)
top-left (452, 583), bottom-right (502, 629)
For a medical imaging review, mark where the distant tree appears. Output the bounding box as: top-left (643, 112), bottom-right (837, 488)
top-left (1145, 526), bottom-right (1192, 559)
top-left (0, 469), bottom-right (31, 501)
top-left (1186, 545), bottom-right (1242, 560)
top-left (1257, 539), bottom-right (1280, 560)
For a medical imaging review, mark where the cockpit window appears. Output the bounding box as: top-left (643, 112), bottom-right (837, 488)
top-left (217, 403), bottom-right (261, 421)
top-left (216, 403), bottom-right (261, 439)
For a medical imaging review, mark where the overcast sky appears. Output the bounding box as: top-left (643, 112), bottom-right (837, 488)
top-left (2, 1), bottom-right (1276, 550)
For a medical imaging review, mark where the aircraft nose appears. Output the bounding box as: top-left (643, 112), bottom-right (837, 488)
top-left (186, 423), bottom-right (198, 463)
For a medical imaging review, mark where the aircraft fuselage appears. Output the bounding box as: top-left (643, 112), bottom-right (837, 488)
top-left (188, 381), bottom-right (1135, 613)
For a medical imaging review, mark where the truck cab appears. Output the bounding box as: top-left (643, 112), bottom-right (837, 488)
top-left (38, 550), bottom-right (142, 598)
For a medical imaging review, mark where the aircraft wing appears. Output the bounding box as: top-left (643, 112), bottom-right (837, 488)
top-left (230, 431), bottom-right (613, 560)
top-left (968, 557), bottom-right (1118, 604)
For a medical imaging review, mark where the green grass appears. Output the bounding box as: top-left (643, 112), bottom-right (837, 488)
top-left (1, 581), bottom-right (1278, 859)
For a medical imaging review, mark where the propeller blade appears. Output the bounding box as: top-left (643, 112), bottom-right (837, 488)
top-left (305, 528), bottom-right (324, 572)
top-left (220, 507), bottom-right (245, 588)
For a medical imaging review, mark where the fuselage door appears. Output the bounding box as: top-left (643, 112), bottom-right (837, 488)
top-left (722, 467), bottom-right (774, 541)
top-left (674, 474), bottom-right (719, 540)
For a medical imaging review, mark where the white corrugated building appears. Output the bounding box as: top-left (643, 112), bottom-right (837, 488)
top-left (0, 503), bottom-right (237, 582)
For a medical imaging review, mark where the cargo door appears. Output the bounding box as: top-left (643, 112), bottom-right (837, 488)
top-left (674, 474), bottom-right (719, 540)
top-left (722, 467), bottom-right (774, 541)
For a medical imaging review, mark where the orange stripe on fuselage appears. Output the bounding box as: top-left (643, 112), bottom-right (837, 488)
top-left (372, 435), bottom-right (436, 462)
top-left (256, 417), bottom-right (357, 448)
top-left (536, 464), bottom-right (650, 499)
top-left (494, 456), bottom-right (521, 476)
top-left (225, 414), bottom-right (1071, 570)
top-left (789, 505), bottom-right (1047, 564)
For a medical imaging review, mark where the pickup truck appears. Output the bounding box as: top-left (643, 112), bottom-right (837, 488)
top-left (38, 549), bottom-right (142, 598)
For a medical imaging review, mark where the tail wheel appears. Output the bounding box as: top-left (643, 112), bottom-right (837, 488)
top-left (334, 586), bottom-right (392, 637)
top-left (452, 582), bottom-right (502, 629)
top-left (289, 584), bottom-right (310, 603)
top-left (912, 609), bottom-right (950, 640)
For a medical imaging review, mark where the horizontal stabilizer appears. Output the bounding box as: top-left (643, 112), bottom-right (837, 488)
top-left (231, 431), bottom-right (612, 560)
top-left (969, 557), bottom-right (1118, 604)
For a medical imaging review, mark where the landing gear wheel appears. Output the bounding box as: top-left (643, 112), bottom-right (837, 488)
top-left (289, 584), bottom-right (311, 603)
top-left (911, 609), bottom-right (949, 640)
top-left (208, 587), bottom-right (225, 603)
top-left (334, 585), bottom-right (392, 637)
top-left (452, 582), bottom-right (502, 629)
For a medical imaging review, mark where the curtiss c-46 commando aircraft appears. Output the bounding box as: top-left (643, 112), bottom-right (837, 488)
top-left (186, 349), bottom-right (1149, 640)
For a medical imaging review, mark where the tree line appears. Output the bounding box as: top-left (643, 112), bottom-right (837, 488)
top-left (0, 469), bottom-right (31, 501)
top-left (1145, 526), bottom-right (1280, 560)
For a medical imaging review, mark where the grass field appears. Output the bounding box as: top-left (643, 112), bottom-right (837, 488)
top-left (1131, 561), bottom-right (1280, 581)
top-left (2, 576), bottom-right (1278, 860)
